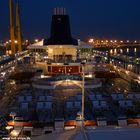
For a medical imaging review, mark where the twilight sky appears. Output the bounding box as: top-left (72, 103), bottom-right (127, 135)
top-left (0, 0), bottom-right (140, 41)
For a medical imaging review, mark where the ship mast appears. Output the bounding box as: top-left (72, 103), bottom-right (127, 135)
top-left (9, 0), bottom-right (16, 54)
top-left (16, 0), bottom-right (22, 52)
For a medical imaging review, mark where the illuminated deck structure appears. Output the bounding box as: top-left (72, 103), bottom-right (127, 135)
top-left (28, 8), bottom-right (93, 75)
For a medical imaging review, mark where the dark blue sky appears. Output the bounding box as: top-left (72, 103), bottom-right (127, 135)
top-left (1, 0), bottom-right (140, 41)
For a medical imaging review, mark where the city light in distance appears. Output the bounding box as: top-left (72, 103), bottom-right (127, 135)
top-left (14, 40), bottom-right (18, 44)
top-left (89, 38), bottom-right (94, 43)
top-left (35, 39), bottom-right (39, 43)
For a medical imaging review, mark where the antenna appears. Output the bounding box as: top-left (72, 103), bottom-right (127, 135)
top-left (54, 8), bottom-right (67, 15)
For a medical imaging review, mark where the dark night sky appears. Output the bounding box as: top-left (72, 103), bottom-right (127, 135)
top-left (1, 0), bottom-right (140, 41)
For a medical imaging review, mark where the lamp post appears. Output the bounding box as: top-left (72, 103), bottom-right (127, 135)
top-left (10, 112), bottom-right (16, 128)
top-left (81, 62), bottom-right (85, 127)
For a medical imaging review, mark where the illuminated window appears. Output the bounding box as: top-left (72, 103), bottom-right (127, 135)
top-left (134, 48), bottom-right (137, 53)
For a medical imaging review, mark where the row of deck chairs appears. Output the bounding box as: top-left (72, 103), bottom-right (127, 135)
top-left (111, 93), bottom-right (140, 100)
top-left (18, 95), bottom-right (52, 103)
